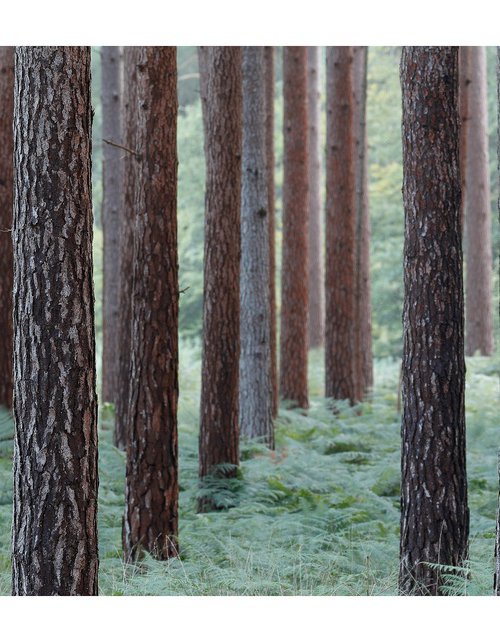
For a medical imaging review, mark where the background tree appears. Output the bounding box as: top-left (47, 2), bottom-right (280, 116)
top-left (239, 46), bottom-right (273, 447)
top-left (12, 46), bottom-right (98, 596)
top-left (280, 46), bottom-right (309, 409)
top-left (325, 46), bottom-right (358, 404)
top-left (0, 47), bottom-right (13, 409)
top-left (458, 47), bottom-right (471, 230)
top-left (101, 46), bottom-right (123, 404)
top-left (198, 47), bottom-right (242, 511)
top-left (399, 46), bottom-right (468, 596)
top-left (495, 45), bottom-right (500, 598)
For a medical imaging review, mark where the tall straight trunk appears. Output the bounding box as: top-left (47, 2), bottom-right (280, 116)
top-left (280, 46), bottom-right (309, 409)
top-left (239, 47), bottom-right (273, 448)
top-left (101, 46), bottom-right (123, 404)
top-left (0, 47), bottom-right (14, 409)
top-left (198, 47), bottom-right (242, 511)
top-left (458, 47), bottom-right (471, 231)
top-left (123, 47), bottom-right (179, 561)
top-left (463, 46), bottom-right (494, 356)
top-left (115, 47), bottom-right (140, 451)
top-left (495, 46), bottom-right (500, 598)
top-left (399, 47), bottom-right (468, 596)
top-left (307, 46), bottom-right (324, 350)
top-left (12, 47), bottom-right (98, 596)
top-left (352, 46), bottom-right (373, 396)
top-left (325, 47), bottom-right (357, 404)
top-left (264, 46), bottom-right (278, 419)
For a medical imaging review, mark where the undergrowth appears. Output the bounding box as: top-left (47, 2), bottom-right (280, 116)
top-left (0, 347), bottom-right (498, 595)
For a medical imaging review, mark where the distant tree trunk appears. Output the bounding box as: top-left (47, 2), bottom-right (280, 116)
top-left (264, 46), bottom-right (278, 419)
top-left (307, 46), bottom-right (324, 350)
top-left (198, 47), bottom-right (242, 511)
top-left (280, 46), bottom-right (309, 409)
top-left (458, 47), bottom-right (471, 231)
top-left (494, 46), bottom-right (500, 598)
top-left (462, 46), bottom-right (494, 356)
top-left (399, 46), bottom-right (468, 596)
top-left (352, 46), bottom-right (373, 396)
top-left (325, 47), bottom-right (357, 404)
top-left (12, 46), bottom-right (98, 596)
top-left (122, 47), bottom-right (179, 561)
top-left (115, 47), bottom-right (140, 451)
top-left (101, 46), bottom-right (123, 405)
top-left (239, 46), bottom-right (273, 448)
top-left (0, 47), bottom-right (14, 409)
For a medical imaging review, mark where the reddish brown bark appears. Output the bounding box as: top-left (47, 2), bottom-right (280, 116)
top-left (198, 47), bottom-right (242, 511)
top-left (280, 46), bottom-right (309, 409)
top-left (458, 47), bottom-right (471, 231)
top-left (325, 47), bottom-right (357, 404)
top-left (0, 47), bottom-right (13, 409)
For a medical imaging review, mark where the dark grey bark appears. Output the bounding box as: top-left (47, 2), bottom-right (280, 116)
top-left (399, 47), bottom-right (468, 596)
top-left (239, 46), bottom-right (273, 448)
top-left (12, 47), bottom-right (98, 596)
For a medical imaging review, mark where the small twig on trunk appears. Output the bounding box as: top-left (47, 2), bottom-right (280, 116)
top-left (179, 286), bottom-right (190, 296)
top-left (103, 138), bottom-right (141, 159)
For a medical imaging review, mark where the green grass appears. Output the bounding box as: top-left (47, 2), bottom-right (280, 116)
top-left (0, 347), bottom-right (498, 595)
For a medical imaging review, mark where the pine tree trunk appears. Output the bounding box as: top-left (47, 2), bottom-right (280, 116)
top-left (239, 47), bottom-right (273, 448)
top-left (198, 47), bottom-right (242, 511)
top-left (12, 46), bottom-right (98, 596)
top-left (264, 46), bottom-right (278, 419)
top-left (0, 47), bottom-right (14, 409)
top-left (122, 47), bottom-right (179, 561)
top-left (280, 46), bottom-right (309, 409)
top-left (399, 46), bottom-right (468, 596)
top-left (463, 46), bottom-right (494, 356)
top-left (494, 46), bottom-right (500, 598)
top-left (115, 47), bottom-right (140, 451)
top-left (353, 46), bottom-right (373, 397)
top-left (325, 46), bottom-right (357, 404)
top-left (101, 46), bottom-right (123, 405)
top-left (307, 46), bottom-right (324, 350)
top-left (458, 47), bottom-right (471, 231)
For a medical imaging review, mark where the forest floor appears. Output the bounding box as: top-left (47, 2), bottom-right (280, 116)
top-left (0, 346), bottom-right (498, 596)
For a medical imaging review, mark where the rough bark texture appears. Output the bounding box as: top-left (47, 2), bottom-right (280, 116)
top-left (264, 46), bottom-right (278, 419)
top-left (353, 46), bottom-right (373, 396)
top-left (122, 47), bottom-right (179, 561)
top-left (458, 47), bottom-right (471, 231)
top-left (198, 47), bottom-right (242, 510)
top-left (495, 46), bottom-right (500, 598)
top-left (325, 47), bottom-right (357, 404)
top-left (239, 47), bottom-right (273, 448)
top-left (0, 47), bottom-right (14, 409)
top-left (307, 46), bottom-right (324, 350)
top-left (280, 46), bottom-right (309, 409)
top-left (12, 47), bottom-right (98, 596)
top-left (399, 47), bottom-right (468, 596)
top-left (462, 47), bottom-right (494, 356)
top-left (101, 46), bottom-right (122, 405)
top-left (115, 47), bottom-right (140, 451)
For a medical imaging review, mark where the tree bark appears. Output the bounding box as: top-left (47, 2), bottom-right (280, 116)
top-left (122, 47), bottom-right (179, 561)
top-left (399, 46), bottom-right (468, 596)
top-left (264, 46), bottom-right (278, 419)
top-left (0, 47), bottom-right (14, 409)
top-left (12, 47), bottom-right (98, 596)
top-left (198, 47), bottom-right (242, 511)
top-left (325, 47), bottom-right (357, 404)
top-left (307, 46), bottom-right (324, 350)
top-left (239, 47), bottom-right (273, 448)
top-left (101, 46), bottom-right (123, 405)
top-left (280, 46), bottom-right (309, 409)
top-left (458, 47), bottom-right (471, 231)
top-left (494, 46), bottom-right (500, 598)
top-left (462, 46), bottom-right (494, 356)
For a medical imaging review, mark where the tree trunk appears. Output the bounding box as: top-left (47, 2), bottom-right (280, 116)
top-left (280, 46), bottom-right (309, 409)
top-left (264, 46), bottom-right (278, 419)
top-left (495, 46), bottom-right (500, 598)
top-left (101, 46), bottom-right (123, 405)
top-left (462, 46), bottom-right (494, 356)
top-left (122, 47), bottom-right (179, 561)
top-left (458, 47), bottom-right (471, 231)
top-left (399, 46), bottom-right (468, 596)
top-left (353, 46), bottom-right (373, 397)
top-left (325, 46), bottom-right (357, 404)
top-left (115, 47), bottom-right (140, 451)
top-left (12, 46), bottom-right (98, 596)
top-left (0, 47), bottom-right (14, 409)
top-left (307, 46), bottom-right (324, 350)
top-left (239, 47), bottom-right (273, 448)
top-left (198, 47), bottom-right (242, 511)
